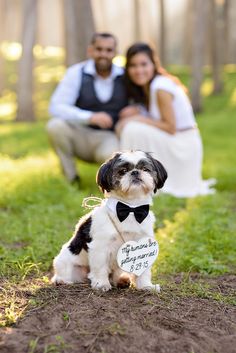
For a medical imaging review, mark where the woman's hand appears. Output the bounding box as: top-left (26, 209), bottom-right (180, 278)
top-left (115, 115), bottom-right (149, 137)
top-left (119, 105), bottom-right (141, 120)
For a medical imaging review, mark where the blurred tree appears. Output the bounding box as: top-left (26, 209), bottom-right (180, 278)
top-left (0, 0), bottom-right (7, 95)
top-left (210, 0), bottom-right (225, 94)
top-left (159, 0), bottom-right (166, 66)
top-left (223, 0), bottom-right (230, 64)
top-left (0, 52), bottom-right (3, 95)
top-left (16, 0), bottom-right (37, 122)
top-left (133, 0), bottom-right (141, 42)
top-left (183, 0), bottom-right (193, 65)
top-left (190, 0), bottom-right (208, 113)
top-left (64, 0), bottom-right (95, 67)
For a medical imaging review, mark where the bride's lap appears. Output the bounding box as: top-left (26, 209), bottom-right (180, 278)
top-left (119, 121), bottom-right (206, 197)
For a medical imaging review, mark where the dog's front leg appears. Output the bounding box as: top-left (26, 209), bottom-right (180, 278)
top-left (136, 268), bottom-right (160, 292)
top-left (87, 240), bottom-right (112, 292)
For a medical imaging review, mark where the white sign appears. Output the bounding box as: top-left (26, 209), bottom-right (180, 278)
top-left (117, 237), bottom-right (159, 276)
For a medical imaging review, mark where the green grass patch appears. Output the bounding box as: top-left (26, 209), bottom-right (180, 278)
top-left (0, 65), bottom-right (236, 326)
top-left (155, 193), bottom-right (236, 275)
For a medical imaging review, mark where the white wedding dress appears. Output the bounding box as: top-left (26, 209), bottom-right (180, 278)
top-left (120, 75), bottom-right (216, 198)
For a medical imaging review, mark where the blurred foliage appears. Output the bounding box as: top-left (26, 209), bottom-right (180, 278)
top-left (1, 45), bottom-right (235, 123)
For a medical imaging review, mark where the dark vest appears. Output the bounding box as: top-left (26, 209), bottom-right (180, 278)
top-left (75, 67), bottom-right (128, 130)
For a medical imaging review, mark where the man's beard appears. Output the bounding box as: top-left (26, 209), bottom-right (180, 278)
top-left (95, 59), bottom-right (112, 73)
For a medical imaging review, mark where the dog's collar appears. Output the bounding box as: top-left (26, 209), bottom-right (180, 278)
top-left (105, 197), bottom-right (151, 222)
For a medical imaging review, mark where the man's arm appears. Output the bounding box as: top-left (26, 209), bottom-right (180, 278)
top-left (49, 63), bottom-right (93, 124)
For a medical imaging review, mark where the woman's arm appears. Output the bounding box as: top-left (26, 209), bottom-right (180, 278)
top-left (116, 90), bottom-right (177, 136)
top-left (154, 90), bottom-right (176, 134)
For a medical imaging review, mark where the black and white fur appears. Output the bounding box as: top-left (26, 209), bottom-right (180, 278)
top-left (52, 151), bottom-right (167, 291)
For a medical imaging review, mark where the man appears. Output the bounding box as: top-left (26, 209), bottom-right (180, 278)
top-left (47, 32), bottom-right (128, 184)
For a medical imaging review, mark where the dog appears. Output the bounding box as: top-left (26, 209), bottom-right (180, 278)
top-left (51, 150), bottom-right (167, 291)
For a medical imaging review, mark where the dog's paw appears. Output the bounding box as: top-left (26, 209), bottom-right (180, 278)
top-left (51, 275), bottom-right (73, 285)
top-left (92, 281), bottom-right (112, 292)
top-left (137, 283), bottom-right (161, 292)
top-left (152, 284), bottom-right (161, 292)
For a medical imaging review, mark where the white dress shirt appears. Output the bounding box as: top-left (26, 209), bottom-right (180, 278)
top-left (49, 59), bottom-right (124, 124)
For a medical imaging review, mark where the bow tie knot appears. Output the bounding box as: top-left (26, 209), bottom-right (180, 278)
top-left (116, 201), bottom-right (149, 223)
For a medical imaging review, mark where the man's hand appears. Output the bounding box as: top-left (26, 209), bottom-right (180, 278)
top-left (89, 112), bottom-right (113, 129)
top-left (119, 105), bottom-right (141, 119)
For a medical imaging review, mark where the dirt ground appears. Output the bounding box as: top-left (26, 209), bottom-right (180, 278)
top-left (0, 274), bottom-right (235, 353)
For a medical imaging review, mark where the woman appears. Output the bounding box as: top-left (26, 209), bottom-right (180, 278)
top-left (117, 43), bottom-right (215, 197)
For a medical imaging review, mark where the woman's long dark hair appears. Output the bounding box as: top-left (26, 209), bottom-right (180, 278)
top-left (125, 43), bottom-right (186, 107)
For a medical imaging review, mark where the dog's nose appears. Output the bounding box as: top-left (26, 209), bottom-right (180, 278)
top-left (131, 170), bottom-right (139, 176)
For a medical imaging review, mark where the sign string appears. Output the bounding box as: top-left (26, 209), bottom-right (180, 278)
top-left (82, 196), bottom-right (126, 243)
top-left (82, 196), bottom-right (103, 209)
top-left (107, 211), bottom-right (127, 244)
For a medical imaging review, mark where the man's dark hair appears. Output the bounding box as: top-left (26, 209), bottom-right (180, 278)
top-left (90, 32), bottom-right (117, 47)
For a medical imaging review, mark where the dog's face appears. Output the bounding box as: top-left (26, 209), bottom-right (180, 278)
top-left (97, 151), bottom-right (167, 197)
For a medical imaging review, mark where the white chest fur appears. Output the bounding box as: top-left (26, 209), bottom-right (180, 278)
top-left (89, 203), bottom-right (155, 272)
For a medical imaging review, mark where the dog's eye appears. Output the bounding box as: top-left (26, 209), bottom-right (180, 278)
top-left (143, 167), bottom-right (151, 172)
top-left (119, 168), bottom-right (127, 175)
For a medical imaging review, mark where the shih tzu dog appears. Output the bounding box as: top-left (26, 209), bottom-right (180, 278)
top-left (52, 150), bottom-right (167, 291)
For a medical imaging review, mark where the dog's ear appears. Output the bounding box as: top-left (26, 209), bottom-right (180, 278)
top-left (96, 152), bottom-right (121, 193)
top-left (146, 153), bottom-right (168, 193)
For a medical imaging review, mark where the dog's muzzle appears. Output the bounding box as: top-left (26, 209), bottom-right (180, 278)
top-left (130, 170), bottom-right (143, 183)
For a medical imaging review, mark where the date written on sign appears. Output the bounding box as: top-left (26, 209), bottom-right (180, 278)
top-left (117, 237), bottom-right (159, 276)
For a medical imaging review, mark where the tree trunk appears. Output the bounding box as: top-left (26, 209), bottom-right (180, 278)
top-left (210, 0), bottom-right (224, 94)
top-left (159, 0), bottom-right (166, 66)
top-left (0, 51), bottom-right (3, 95)
top-left (190, 0), bottom-right (208, 113)
top-left (133, 0), bottom-right (141, 42)
top-left (183, 0), bottom-right (193, 65)
top-left (64, 0), bottom-right (95, 67)
top-left (0, 0), bottom-right (7, 95)
top-left (223, 0), bottom-right (230, 64)
top-left (16, 0), bottom-right (37, 122)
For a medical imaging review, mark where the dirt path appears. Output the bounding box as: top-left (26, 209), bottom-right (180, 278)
top-left (0, 275), bottom-right (235, 353)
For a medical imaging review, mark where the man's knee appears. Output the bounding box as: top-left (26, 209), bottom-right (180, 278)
top-left (46, 119), bottom-right (68, 138)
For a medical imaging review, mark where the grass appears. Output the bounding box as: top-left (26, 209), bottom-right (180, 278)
top-left (0, 64), bottom-right (236, 327)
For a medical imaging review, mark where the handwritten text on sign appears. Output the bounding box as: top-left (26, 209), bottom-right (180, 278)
top-left (117, 237), bottom-right (159, 276)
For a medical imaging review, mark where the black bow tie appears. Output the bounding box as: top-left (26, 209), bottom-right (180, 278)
top-left (116, 201), bottom-right (149, 223)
